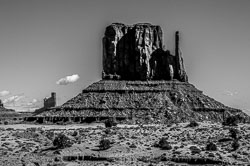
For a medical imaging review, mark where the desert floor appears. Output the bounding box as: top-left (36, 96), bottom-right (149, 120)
top-left (0, 122), bottom-right (250, 166)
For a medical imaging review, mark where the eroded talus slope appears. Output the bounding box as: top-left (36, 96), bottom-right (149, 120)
top-left (39, 80), bottom-right (249, 123)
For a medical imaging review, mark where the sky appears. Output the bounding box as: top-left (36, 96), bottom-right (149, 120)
top-left (0, 0), bottom-right (250, 114)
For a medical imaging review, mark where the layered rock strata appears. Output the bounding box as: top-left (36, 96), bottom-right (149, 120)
top-left (37, 80), bottom-right (249, 123)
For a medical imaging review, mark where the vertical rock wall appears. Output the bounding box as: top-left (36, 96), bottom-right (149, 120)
top-left (44, 92), bottom-right (56, 109)
top-left (102, 23), bottom-right (188, 82)
top-left (175, 31), bottom-right (188, 82)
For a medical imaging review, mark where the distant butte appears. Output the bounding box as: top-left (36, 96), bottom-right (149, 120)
top-left (0, 99), bottom-right (20, 119)
top-left (33, 92), bottom-right (56, 115)
top-left (31, 23), bottom-right (249, 124)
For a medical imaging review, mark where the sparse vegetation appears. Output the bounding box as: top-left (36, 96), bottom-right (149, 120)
top-left (46, 131), bottom-right (55, 140)
top-left (223, 115), bottom-right (239, 126)
top-left (72, 130), bottom-right (78, 137)
top-left (104, 118), bottom-right (117, 128)
top-left (232, 140), bottom-right (240, 151)
top-left (229, 128), bottom-right (239, 139)
top-left (190, 146), bottom-right (201, 154)
top-left (206, 142), bottom-right (217, 151)
top-left (53, 133), bottom-right (73, 149)
top-left (156, 137), bottom-right (172, 150)
top-left (0, 121), bottom-right (250, 165)
top-left (99, 139), bottom-right (111, 150)
top-left (186, 121), bottom-right (199, 127)
top-left (104, 128), bottom-right (111, 135)
top-left (129, 143), bottom-right (137, 148)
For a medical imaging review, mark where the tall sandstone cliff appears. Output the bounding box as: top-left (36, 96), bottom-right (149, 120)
top-left (102, 23), bottom-right (188, 82)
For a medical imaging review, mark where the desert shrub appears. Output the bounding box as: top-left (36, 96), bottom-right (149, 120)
top-left (53, 133), bottom-right (73, 149)
top-left (229, 128), bottom-right (239, 139)
top-left (46, 131), bottom-right (55, 140)
top-left (72, 130), bottom-right (78, 137)
top-left (129, 143), bottom-right (137, 148)
top-left (186, 120), bottom-right (199, 127)
top-left (189, 146), bottom-right (201, 154)
top-left (104, 128), bottom-right (111, 135)
top-left (158, 137), bottom-right (172, 150)
top-left (4, 121), bottom-right (8, 125)
top-left (137, 156), bottom-right (151, 163)
top-left (104, 118), bottom-right (117, 128)
top-left (54, 156), bottom-right (61, 162)
top-left (232, 140), bottom-right (240, 151)
top-left (223, 115), bottom-right (238, 126)
top-left (206, 142), bottom-right (217, 151)
top-left (99, 139), bottom-right (111, 150)
top-left (164, 111), bottom-right (173, 120)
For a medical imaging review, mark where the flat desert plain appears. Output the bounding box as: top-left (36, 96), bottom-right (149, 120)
top-left (0, 122), bottom-right (250, 166)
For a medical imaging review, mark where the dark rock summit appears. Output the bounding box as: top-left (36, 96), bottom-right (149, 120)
top-left (34, 23), bottom-right (249, 124)
top-left (102, 23), bottom-right (188, 82)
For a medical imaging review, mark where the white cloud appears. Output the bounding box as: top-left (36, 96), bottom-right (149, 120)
top-left (27, 102), bottom-right (33, 106)
top-left (3, 95), bottom-right (25, 104)
top-left (27, 98), bottom-right (38, 106)
top-left (223, 90), bottom-right (238, 96)
top-left (56, 74), bottom-right (80, 85)
top-left (32, 99), bottom-right (38, 103)
top-left (0, 90), bottom-right (10, 97)
top-left (3, 97), bottom-right (42, 112)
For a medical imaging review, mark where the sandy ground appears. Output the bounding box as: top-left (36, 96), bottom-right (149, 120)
top-left (0, 122), bottom-right (250, 166)
top-left (0, 123), bottom-right (105, 130)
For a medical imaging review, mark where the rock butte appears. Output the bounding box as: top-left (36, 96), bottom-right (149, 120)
top-left (29, 23), bottom-right (249, 124)
top-left (102, 23), bottom-right (187, 82)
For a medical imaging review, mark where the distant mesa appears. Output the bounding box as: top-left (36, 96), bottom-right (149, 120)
top-left (102, 23), bottom-right (188, 82)
top-left (0, 99), bottom-right (20, 118)
top-left (0, 99), bottom-right (14, 112)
